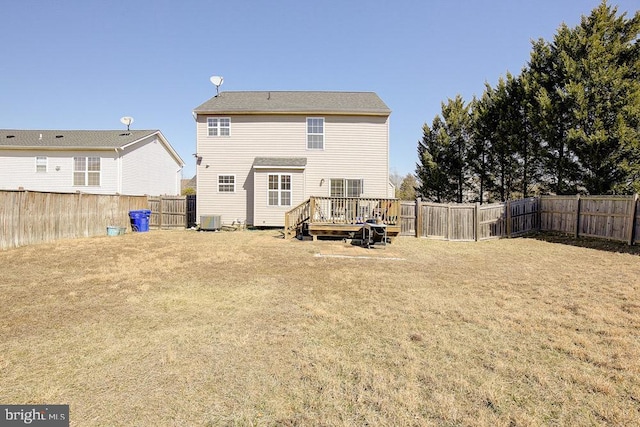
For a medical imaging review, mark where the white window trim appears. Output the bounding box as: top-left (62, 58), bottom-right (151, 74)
top-left (267, 173), bottom-right (292, 207)
top-left (217, 174), bottom-right (236, 193)
top-left (73, 156), bottom-right (101, 187)
top-left (208, 117), bottom-right (231, 137)
top-left (35, 156), bottom-right (47, 173)
top-left (306, 117), bottom-right (324, 150)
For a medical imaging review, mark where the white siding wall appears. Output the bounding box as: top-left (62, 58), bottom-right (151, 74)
top-left (196, 114), bottom-right (389, 226)
top-left (120, 135), bottom-right (182, 196)
top-left (0, 149), bottom-right (119, 194)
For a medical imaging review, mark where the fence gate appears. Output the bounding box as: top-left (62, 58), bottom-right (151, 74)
top-left (186, 195), bottom-right (197, 228)
top-left (400, 201), bottom-right (416, 236)
top-left (148, 196), bottom-right (187, 229)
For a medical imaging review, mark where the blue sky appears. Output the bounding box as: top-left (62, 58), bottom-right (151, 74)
top-left (1, 0), bottom-right (637, 179)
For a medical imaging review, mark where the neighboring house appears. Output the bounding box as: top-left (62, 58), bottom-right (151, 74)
top-left (193, 91), bottom-right (392, 227)
top-left (0, 129), bottom-right (185, 196)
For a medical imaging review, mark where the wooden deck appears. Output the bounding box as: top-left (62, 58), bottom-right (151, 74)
top-left (285, 196), bottom-right (401, 241)
top-left (308, 222), bottom-right (401, 241)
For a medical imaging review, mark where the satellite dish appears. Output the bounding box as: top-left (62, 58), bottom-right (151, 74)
top-left (120, 116), bottom-right (134, 131)
top-left (210, 75), bottom-right (224, 96)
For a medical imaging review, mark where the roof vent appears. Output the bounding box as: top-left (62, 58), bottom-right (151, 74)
top-left (119, 132), bottom-right (131, 137)
top-left (55, 135), bottom-right (63, 138)
top-left (6, 135), bottom-right (15, 138)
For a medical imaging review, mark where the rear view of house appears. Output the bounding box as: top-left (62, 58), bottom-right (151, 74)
top-left (0, 130), bottom-right (185, 196)
top-left (193, 91), bottom-right (393, 227)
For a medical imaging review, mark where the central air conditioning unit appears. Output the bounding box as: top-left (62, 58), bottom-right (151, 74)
top-left (200, 215), bottom-right (222, 231)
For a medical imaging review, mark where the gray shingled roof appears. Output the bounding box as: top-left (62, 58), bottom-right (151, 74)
top-left (0, 129), bottom-right (160, 149)
top-left (253, 157), bottom-right (307, 168)
top-left (193, 91), bottom-right (391, 115)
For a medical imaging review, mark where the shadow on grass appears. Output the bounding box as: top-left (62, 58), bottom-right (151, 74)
top-left (525, 231), bottom-right (640, 256)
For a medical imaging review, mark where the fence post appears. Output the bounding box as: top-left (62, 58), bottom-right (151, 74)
top-left (627, 193), bottom-right (638, 246)
top-left (506, 199), bottom-right (512, 238)
top-left (575, 194), bottom-right (581, 239)
top-left (475, 202), bottom-right (480, 241)
top-left (415, 197), bottom-right (422, 238)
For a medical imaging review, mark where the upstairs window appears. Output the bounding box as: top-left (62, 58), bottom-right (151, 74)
top-left (307, 117), bottom-right (324, 149)
top-left (35, 156), bottom-right (47, 173)
top-left (218, 175), bottom-right (235, 192)
top-left (268, 174), bottom-right (291, 206)
top-left (73, 156), bottom-right (100, 186)
top-left (208, 117), bottom-right (230, 136)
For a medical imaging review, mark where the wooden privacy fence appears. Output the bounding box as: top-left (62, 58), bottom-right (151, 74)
top-left (0, 190), bottom-right (147, 250)
top-left (402, 197), bottom-right (539, 241)
top-left (400, 195), bottom-right (639, 244)
top-left (540, 195), bottom-right (639, 245)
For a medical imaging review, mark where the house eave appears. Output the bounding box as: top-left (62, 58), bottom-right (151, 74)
top-left (193, 110), bottom-right (390, 117)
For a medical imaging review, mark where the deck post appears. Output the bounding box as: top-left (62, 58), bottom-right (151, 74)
top-left (309, 197), bottom-right (316, 222)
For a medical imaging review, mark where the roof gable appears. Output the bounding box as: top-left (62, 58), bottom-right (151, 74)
top-left (193, 91), bottom-right (391, 116)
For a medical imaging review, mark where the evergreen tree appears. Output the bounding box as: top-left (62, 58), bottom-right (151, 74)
top-left (441, 95), bottom-right (473, 202)
top-left (417, 97), bottom-right (477, 203)
top-left (416, 116), bottom-right (455, 202)
top-left (470, 90), bottom-right (497, 203)
top-left (396, 173), bottom-right (418, 200)
top-left (528, 35), bottom-right (581, 194)
top-left (564, 2), bottom-right (640, 193)
top-left (528, 1), bottom-right (640, 194)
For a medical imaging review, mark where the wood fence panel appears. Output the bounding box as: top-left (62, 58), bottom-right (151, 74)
top-left (509, 197), bottom-right (539, 236)
top-left (540, 196), bottom-right (577, 234)
top-left (400, 201), bottom-right (416, 236)
top-left (449, 205), bottom-right (476, 241)
top-left (478, 203), bottom-right (507, 240)
top-left (422, 203), bottom-right (448, 239)
top-left (578, 196), bottom-right (633, 242)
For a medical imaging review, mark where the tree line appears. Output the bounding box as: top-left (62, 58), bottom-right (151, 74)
top-left (416, 1), bottom-right (640, 203)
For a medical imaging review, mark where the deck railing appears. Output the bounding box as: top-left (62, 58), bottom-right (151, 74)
top-left (284, 198), bottom-right (311, 239)
top-left (285, 196), bottom-right (400, 238)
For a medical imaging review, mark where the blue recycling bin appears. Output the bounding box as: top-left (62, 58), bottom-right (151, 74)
top-left (129, 209), bottom-right (151, 232)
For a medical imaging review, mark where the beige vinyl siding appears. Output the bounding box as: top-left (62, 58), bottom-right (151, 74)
top-left (196, 114), bottom-right (389, 226)
top-left (0, 149), bottom-right (119, 194)
top-left (120, 135), bottom-right (181, 196)
top-left (253, 169), bottom-right (305, 227)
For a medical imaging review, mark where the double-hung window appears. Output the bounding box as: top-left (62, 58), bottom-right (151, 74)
top-left (306, 117), bottom-right (324, 149)
top-left (35, 156), bottom-right (47, 173)
top-left (218, 175), bottom-right (235, 192)
top-left (268, 174), bottom-right (291, 206)
top-left (208, 117), bottom-right (230, 136)
top-left (73, 156), bottom-right (100, 186)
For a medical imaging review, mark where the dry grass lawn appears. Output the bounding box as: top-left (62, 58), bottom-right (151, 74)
top-left (1, 229), bottom-right (639, 426)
